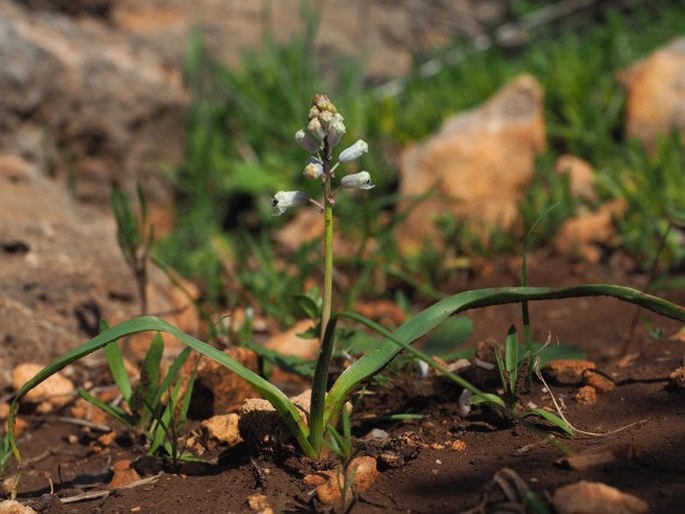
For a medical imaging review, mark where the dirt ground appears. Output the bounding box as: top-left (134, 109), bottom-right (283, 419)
top-left (4, 254), bottom-right (685, 513)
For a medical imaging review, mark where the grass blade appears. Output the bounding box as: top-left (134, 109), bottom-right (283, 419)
top-left (504, 326), bottom-right (519, 393)
top-left (104, 341), bottom-right (132, 403)
top-left (325, 285), bottom-right (685, 426)
top-left (8, 316), bottom-right (315, 471)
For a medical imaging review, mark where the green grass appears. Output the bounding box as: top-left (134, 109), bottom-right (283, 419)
top-left (158, 2), bottom-right (685, 312)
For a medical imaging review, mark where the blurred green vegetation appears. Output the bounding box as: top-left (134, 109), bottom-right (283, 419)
top-left (156, 1), bottom-right (685, 320)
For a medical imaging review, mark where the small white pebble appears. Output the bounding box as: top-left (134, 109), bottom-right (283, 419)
top-left (435, 459), bottom-right (442, 465)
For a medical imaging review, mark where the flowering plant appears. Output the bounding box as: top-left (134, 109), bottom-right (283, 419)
top-left (5, 96), bottom-right (685, 500)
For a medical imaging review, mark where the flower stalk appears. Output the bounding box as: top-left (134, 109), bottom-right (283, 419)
top-left (272, 94), bottom-right (374, 454)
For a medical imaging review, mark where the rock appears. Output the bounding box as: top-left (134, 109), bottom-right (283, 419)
top-left (11, 363), bottom-right (74, 409)
top-left (621, 37), bottom-right (685, 152)
top-left (667, 366), bottom-right (685, 392)
top-left (239, 389), bottom-right (311, 453)
top-left (202, 413), bottom-right (242, 446)
top-left (553, 480), bottom-right (648, 514)
top-left (108, 459), bottom-right (142, 489)
top-left (554, 200), bottom-right (625, 262)
top-left (264, 320), bottom-right (319, 361)
top-left (190, 347), bottom-right (260, 418)
top-left (69, 397), bottom-right (111, 426)
top-left (450, 439), bottom-right (467, 452)
top-left (111, 1), bottom-right (505, 81)
top-left (0, 155), bottom-right (200, 370)
top-left (0, 1), bottom-right (187, 209)
top-left (313, 456), bottom-right (379, 505)
top-left (559, 444), bottom-right (640, 472)
top-left (0, 403), bottom-right (9, 421)
top-left (246, 493), bottom-right (273, 514)
top-left (555, 155), bottom-right (596, 201)
top-left (544, 360), bottom-right (596, 385)
top-left (575, 385), bottom-right (597, 405)
top-left (0, 500), bottom-right (37, 514)
top-left (582, 369), bottom-right (615, 393)
top-left (396, 74), bottom-right (545, 252)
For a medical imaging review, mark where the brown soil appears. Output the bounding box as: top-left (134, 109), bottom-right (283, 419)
top-left (5, 255), bottom-right (685, 513)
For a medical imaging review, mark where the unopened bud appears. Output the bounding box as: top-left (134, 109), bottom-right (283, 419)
top-left (308, 118), bottom-right (326, 141)
top-left (295, 129), bottom-right (320, 154)
top-left (341, 171), bottom-right (374, 190)
top-left (303, 158), bottom-right (324, 180)
top-left (338, 139), bottom-right (368, 163)
top-left (327, 115), bottom-right (346, 148)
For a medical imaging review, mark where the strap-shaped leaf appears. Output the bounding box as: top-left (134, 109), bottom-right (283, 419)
top-left (324, 285), bottom-right (685, 426)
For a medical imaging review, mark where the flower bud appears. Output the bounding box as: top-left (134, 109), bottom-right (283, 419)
top-left (308, 118), bottom-right (326, 141)
top-left (327, 115), bottom-right (346, 148)
top-left (341, 171), bottom-right (374, 190)
top-left (338, 139), bottom-right (368, 163)
top-left (303, 158), bottom-right (324, 180)
top-left (271, 191), bottom-right (309, 215)
top-left (295, 129), bottom-right (320, 154)
top-left (308, 106), bottom-right (321, 121)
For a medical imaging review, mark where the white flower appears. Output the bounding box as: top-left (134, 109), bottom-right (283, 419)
top-left (303, 158), bottom-right (323, 180)
top-left (295, 129), bottom-right (320, 154)
top-left (271, 191), bottom-right (309, 215)
top-left (338, 139), bottom-right (368, 163)
top-left (341, 171), bottom-right (374, 190)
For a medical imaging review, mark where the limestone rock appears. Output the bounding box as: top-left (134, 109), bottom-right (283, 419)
top-left (202, 413), bottom-right (242, 447)
top-left (0, 500), bottom-right (37, 514)
top-left (555, 154), bottom-right (596, 201)
top-left (108, 459), bottom-right (142, 489)
top-left (544, 360), bottom-right (596, 385)
top-left (621, 37), bottom-right (685, 152)
top-left (312, 456), bottom-right (379, 505)
top-left (190, 347), bottom-right (260, 417)
top-left (396, 74), bottom-right (546, 252)
top-left (553, 200), bottom-right (625, 263)
top-left (12, 363), bottom-right (74, 409)
top-left (239, 390), bottom-right (311, 453)
top-left (264, 320), bottom-right (319, 361)
top-left (0, 155), bottom-right (200, 370)
top-left (553, 480), bottom-right (648, 514)
top-left (111, 1), bottom-right (505, 80)
top-left (0, 1), bottom-right (187, 207)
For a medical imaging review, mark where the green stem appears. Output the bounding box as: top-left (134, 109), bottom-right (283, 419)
top-left (321, 182), bottom-right (334, 342)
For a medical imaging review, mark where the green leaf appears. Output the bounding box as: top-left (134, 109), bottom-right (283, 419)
top-left (103, 341), bottom-right (132, 403)
top-left (470, 392), bottom-right (507, 409)
top-left (8, 316), bottom-right (316, 462)
top-left (522, 408), bottom-right (573, 436)
top-left (77, 389), bottom-right (132, 428)
top-left (324, 285), bottom-right (685, 427)
top-left (421, 316), bottom-right (474, 357)
top-left (290, 292), bottom-right (322, 320)
top-left (132, 333), bottom-right (164, 427)
top-left (532, 342), bottom-right (585, 368)
top-left (504, 326), bottom-right (519, 393)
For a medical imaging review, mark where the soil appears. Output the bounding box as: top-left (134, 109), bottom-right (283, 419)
top-left (4, 255), bottom-right (685, 513)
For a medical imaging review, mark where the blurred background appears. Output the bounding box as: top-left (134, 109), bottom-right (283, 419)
top-left (0, 0), bottom-right (683, 362)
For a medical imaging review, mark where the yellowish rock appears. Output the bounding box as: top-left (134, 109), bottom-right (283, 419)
top-left (202, 413), bottom-right (242, 446)
top-left (246, 493), bottom-right (273, 514)
top-left (315, 456), bottom-right (379, 505)
top-left (553, 480), bottom-right (648, 514)
top-left (0, 500), bottom-right (37, 514)
top-left (11, 363), bottom-right (74, 409)
top-left (396, 74), bottom-right (546, 252)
